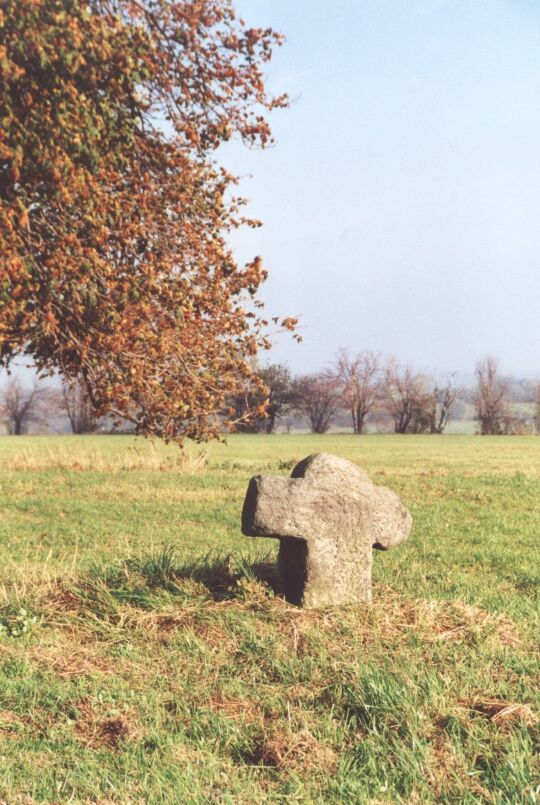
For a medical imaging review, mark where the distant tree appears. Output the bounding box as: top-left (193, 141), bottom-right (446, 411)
top-left (511, 378), bottom-right (537, 404)
top-left (0, 378), bottom-right (46, 434)
top-left (227, 363), bottom-right (293, 433)
top-left (535, 384), bottom-right (540, 434)
top-left (226, 377), bottom-right (266, 434)
top-left (383, 362), bottom-right (431, 434)
top-left (259, 364), bottom-right (294, 433)
top-left (473, 357), bottom-right (509, 435)
top-left (333, 350), bottom-right (380, 434)
top-left (59, 379), bottom-right (100, 435)
top-left (292, 375), bottom-right (340, 434)
top-left (425, 375), bottom-right (463, 434)
top-left (500, 414), bottom-right (532, 436)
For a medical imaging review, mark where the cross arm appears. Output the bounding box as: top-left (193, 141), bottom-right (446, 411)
top-left (241, 475), bottom-right (317, 540)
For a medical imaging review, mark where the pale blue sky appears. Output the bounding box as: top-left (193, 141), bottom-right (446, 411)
top-left (226, 0), bottom-right (540, 377)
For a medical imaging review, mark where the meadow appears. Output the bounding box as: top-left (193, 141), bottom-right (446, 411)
top-left (0, 433), bottom-right (538, 804)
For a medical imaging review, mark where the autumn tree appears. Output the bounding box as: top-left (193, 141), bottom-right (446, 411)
top-left (0, 0), bottom-right (295, 443)
top-left (225, 376), bottom-right (264, 433)
top-left (473, 357), bottom-right (509, 435)
top-left (332, 349), bottom-right (380, 434)
top-left (292, 374), bottom-right (339, 434)
top-left (0, 377), bottom-right (47, 434)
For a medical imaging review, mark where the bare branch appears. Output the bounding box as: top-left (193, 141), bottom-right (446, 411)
top-left (331, 349), bottom-right (380, 434)
top-left (473, 357), bottom-right (509, 435)
top-left (0, 378), bottom-right (49, 435)
top-left (292, 374), bottom-right (340, 434)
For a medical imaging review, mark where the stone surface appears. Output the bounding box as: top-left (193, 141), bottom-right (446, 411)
top-left (241, 453), bottom-right (412, 608)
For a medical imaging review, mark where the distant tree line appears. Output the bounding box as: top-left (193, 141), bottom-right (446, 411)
top-left (1, 353), bottom-right (539, 436)
top-left (0, 377), bottom-right (99, 435)
top-left (227, 352), bottom-right (540, 436)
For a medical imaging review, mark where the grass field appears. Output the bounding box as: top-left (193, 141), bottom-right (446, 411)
top-left (0, 434), bottom-right (538, 803)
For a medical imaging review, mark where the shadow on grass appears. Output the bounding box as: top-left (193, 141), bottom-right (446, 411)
top-left (85, 546), bottom-right (279, 605)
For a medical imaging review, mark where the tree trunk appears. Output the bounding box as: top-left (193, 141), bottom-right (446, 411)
top-left (265, 412), bottom-right (276, 434)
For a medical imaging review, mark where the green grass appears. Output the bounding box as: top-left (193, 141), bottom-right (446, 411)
top-left (0, 434), bottom-right (538, 803)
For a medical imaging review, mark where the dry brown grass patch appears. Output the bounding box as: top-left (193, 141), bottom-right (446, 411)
top-left (33, 578), bottom-right (528, 696)
top-left (247, 729), bottom-right (338, 775)
top-left (427, 725), bottom-right (493, 801)
top-left (0, 708), bottom-right (28, 736)
top-left (368, 591), bottom-right (523, 646)
top-left (5, 446), bottom-right (208, 474)
top-left (268, 590), bottom-right (524, 659)
top-left (462, 698), bottom-right (537, 728)
top-left (29, 642), bottom-right (114, 678)
top-left (190, 621), bottom-right (239, 650)
top-left (208, 693), bottom-right (264, 725)
top-left (73, 699), bottom-right (139, 749)
top-left (427, 601), bottom-right (522, 646)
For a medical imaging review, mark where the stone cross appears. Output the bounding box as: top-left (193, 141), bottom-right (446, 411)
top-left (241, 453), bottom-right (412, 608)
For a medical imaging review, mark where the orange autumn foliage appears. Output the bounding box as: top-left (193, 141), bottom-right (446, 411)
top-left (0, 0), bottom-right (295, 441)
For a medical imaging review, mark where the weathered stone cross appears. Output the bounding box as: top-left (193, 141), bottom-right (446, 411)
top-left (242, 453), bottom-right (412, 608)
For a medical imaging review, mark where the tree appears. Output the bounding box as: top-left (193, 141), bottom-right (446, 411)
top-left (0, 377), bottom-right (46, 434)
top-left (292, 375), bottom-right (339, 434)
top-left (259, 364), bottom-right (294, 433)
top-left (59, 378), bottom-right (100, 434)
top-left (226, 374), bottom-right (266, 434)
top-left (333, 350), bottom-right (380, 434)
top-left (227, 363), bottom-right (293, 433)
top-left (383, 362), bottom-right (431, 434)
top-left (535, 384), bottom-right (540, 434)
top-left (473, 357), bottom-right (509, 435)
top-left (382, 363), bottom-right (461, 435)
top-left (425, 375), bottom-right (463, 434)
top-left (0, 0), bottom-right (295, 443)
